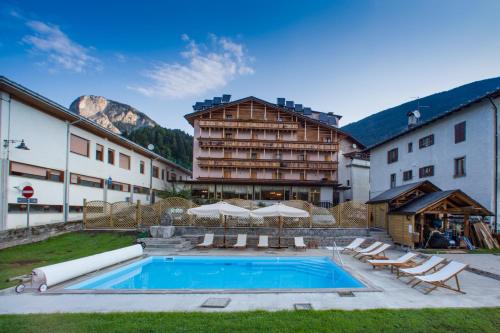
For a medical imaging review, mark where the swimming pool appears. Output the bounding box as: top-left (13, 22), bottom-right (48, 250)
top-left (66, 256), bottom-right (364, 291)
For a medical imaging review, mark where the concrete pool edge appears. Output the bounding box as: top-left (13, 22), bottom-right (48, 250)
top-left (45, 255), bottom-right (382, 295)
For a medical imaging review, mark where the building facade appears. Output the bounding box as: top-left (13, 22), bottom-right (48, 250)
top-left (368, 91), bottom-right (500, 230)
top-left (185, 96), bottom-right (368, 205)
top-left (0, 77), bottom-right (191, 230)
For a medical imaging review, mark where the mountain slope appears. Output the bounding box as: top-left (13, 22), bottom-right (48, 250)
top-left (341, 77), bottom-right (500, 147)
top-left (69, 95), bottom-right (158, 134)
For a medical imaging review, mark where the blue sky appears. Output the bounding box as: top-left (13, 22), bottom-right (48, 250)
top-left (1, 0), bottom-right (500, 134)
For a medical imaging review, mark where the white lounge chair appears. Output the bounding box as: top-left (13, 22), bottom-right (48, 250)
top-left (339, 238), bottom-right (366, 253)
top-left (397, 256), bottom-right (446, 284)
top-left (368, 252), bottom-right (418, 272)
top-left (257, 235), bottom-right (269, 249)
top-left (357, 243), bottom-right (391, 261)
top-left (352, 241), bottom-right (382, 258)
top-left (196, 233), bottom-right (214, 248)
top-left (294, 237), bottom-right (307, 250)
top-left (233, 234), bottom-right (247, 249)
top-left (412, 261), bottom-right (468, 294)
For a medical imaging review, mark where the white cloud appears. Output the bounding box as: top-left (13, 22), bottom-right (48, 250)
top-left (129, 34), bottom-right (254, 98)
top-left (22, 20), bottom-right (100, 73)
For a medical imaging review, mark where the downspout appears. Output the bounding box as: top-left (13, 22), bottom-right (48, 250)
top-left (0, 94), bottom-right (12, 230)
top-left (63, 118), bottom-right (83, 223)
top-left (488, 97), bottom-right (498, 234)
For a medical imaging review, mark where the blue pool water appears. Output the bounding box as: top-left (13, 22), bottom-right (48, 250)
top-left (66, 256), bottom-right (364, 290)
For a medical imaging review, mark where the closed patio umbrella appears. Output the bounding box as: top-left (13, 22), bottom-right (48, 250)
top-left (250, 203), bottom-right (309, 247)
top-left (187, 201), bottom-right (251, 247)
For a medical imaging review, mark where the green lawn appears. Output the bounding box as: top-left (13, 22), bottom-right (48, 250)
top-left (0, 308), bottom-right (499, 333)
top-left (0, 231), bottom-right (135, 290)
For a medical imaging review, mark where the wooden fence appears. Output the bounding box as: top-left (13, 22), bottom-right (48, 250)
top-left (83, 198), bottom-right (369, 230)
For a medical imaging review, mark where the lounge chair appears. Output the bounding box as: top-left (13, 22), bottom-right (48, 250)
top-left (397, 256), bottom-right (446, 284)
top-left (357, 243), bottom-right (391, 261)
top-left (412, 261), bottom-right (468, 294)
top-left (368, 252), bottom-right (419, 272)
top-left (294, 237), bottom-right (307, 251)
top-left (352, 241), bottom-right (382, 258)
top-left (196, 233), bottom-right (214, 248)
top-left (339, 238), bottom-right (366, 253)
top-left (257, 235), bottom-right (269, 249)
top-left (233, 234), bottom-right (247, 249)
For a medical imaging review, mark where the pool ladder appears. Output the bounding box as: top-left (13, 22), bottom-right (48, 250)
top-left (332, 240), bottom-right (344, 266)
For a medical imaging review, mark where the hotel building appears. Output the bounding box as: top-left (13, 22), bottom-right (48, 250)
top-left (185, 96), bottom-right (368, 205)
top-left (0, 77), bottom-right (191, 230)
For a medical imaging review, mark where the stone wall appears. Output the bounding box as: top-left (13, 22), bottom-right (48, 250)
top-left (0, 220), bottom-right (83, 249)
top-left (174, 226), bottom-right (369, 247)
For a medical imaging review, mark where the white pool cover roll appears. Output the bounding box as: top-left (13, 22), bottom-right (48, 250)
top-left (32, 244), bottom-right (143, 288)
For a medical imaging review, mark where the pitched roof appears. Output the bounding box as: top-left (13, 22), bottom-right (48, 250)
top-left (184, 95), bottom-right (366, 149)
top-left (390, 190), bottom-right (493, 215)
top-left (366, 181), bottom-right (440, 204)
top-left (366, 88), bottom-right (500, 151)
top-left (0, 76), bottom-right (192, 175)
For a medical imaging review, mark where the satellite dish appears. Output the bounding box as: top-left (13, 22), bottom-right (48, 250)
top-left (412, 110), bottom-right (421, 118)
top-left (147, 144), bottom-right (155, 151)
top-left (352, 143), bottom-right (358, 149)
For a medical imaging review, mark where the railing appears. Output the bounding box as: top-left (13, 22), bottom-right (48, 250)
top-left (332, 240), bottom-right (344, 266)
top-left (197, 158), bottom-right (338, 170)
top-left (198, 139), bottom-right (339, 151)
top-left (83, 198), bottom-right (369, 230)
top-left (198, 119), bottom-right (299, 130)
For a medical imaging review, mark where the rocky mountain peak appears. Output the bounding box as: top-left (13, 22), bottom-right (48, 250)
top-left (69, 95), bottom-right (158, 134)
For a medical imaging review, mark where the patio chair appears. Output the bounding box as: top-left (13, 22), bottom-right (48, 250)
top-left (338, 238), bottom-right (366, 253)
top-left (233, 234), bottom-right (247, 249)
top-left (368, 252), bottom-right (418, 272)
top-left (352, 241), bottom-right (382, 258)
top-left (257, 235), bottom-right (269, 249)
top-left (196, 233), bottom-right (214, 248)
top-left (294, 237), bottom-right (307, 251)
top-left (357, 243), bottom-right (391, 261)
top-left (411, 261), bottom-right (468, 294)
top-left (397, 256), bottom-right (446, 284)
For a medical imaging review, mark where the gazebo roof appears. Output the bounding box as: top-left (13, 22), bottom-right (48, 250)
top-left (366, 181), bottom-right (440, 204)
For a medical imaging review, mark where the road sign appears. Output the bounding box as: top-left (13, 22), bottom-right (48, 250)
top-left (17, 197), bottom-right (37, 204)
top-left (22, 185), bottom-right (34, 198)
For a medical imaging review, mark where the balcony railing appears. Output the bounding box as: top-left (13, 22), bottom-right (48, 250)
top-left (198, 138), bottom-right (339, 151)
top-left (198, 119), bottom-right (299, 130)
top-left (197, 158), bottom-right (338, 170)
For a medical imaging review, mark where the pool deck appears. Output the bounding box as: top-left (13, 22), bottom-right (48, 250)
top-left (0, 248), bottom-right (499, 313)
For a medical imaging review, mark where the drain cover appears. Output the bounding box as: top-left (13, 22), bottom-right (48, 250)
top-left (337, 291), bottom-right (355, 297)
top-left (294, 303), bottom-right (313, 310)
top-left (201, 298), bottom-right (231, 308)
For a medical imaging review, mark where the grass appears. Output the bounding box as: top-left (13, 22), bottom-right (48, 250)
top-left (0, 308), bottom-right (499, 333)
top-left (0, 231), bottom-right (135, 290)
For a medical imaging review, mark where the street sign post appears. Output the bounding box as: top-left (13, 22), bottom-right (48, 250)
top-left (21, 186), bottom-right (34, 239)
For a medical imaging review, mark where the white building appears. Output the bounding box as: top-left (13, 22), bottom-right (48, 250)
top-left (0, 77), bottom-right (192, 230)
top-left (368, 90), bottom-right (500, 231)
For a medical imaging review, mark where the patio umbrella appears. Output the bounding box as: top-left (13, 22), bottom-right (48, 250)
top-left (250, 203), bottom-right (310, 247)
top-left (187, 201), bottom-right (251, 247)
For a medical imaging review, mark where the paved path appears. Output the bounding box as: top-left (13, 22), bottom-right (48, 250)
top-left (437, 253), bottom-right (500, 276)
top-left (1, 249), bottom-right (499, 314)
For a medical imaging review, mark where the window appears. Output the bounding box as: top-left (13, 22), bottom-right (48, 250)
top-left (161, 169), bottom-right (165, 180)
top-left (251, 152), bottom-right (258, 160)
top-left (70, 173), bottom-right (103, 188)
top-left (298, 154), bottom-right (305, 161)
top-left (140, 161), bottom-right (145, 174)
top-left (170, 173), bottom-right (177, 181)
top-left (419, 165), bottom-right (434, 178)
top-left (9, 204), bottom-right (63, 213)
top-left (403, 170), bottom-right (413, 181)
top-left (419, 134), bottom-right (434, 149)
top-left (225, 131), bottom-right (233, 139)
top-left (70, 134), bottom-right (89, 157)
top-left (95, 144), bottom-right (104, 161)
top-left (455, 121), bottom-right (466, 143)
top-left (108, 149), bottom-right (115, 165)
top-left (408, 142), bottom-right (413, 153)
top-left (119, 153), bottom-right (131, 170)
top-left (387, 148), bottom-right (398, 164)
top-left (225, 113), bottom-right (233, 119)
top-left (10, 162), bottom-right (63, 182)
top-left (152, 166), bottom-right (159, 178)
top-left (69, 206), bottom-right (83, 213)
top-left (133, 186), bottom-right (149, 194)
top-left (108, 181), bottom-right (130, 192)
top-left (390, 173), bottom-right (396, 188)
top-left (454, 157), bottom-right (466, 177)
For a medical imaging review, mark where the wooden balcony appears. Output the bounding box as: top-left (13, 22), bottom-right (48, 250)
top-left (197, 158), bottom-right (338, 170)
top-left (198, 119), bottom-right (299, 130)
top-left (198, 138), bottom-right (339, 151)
